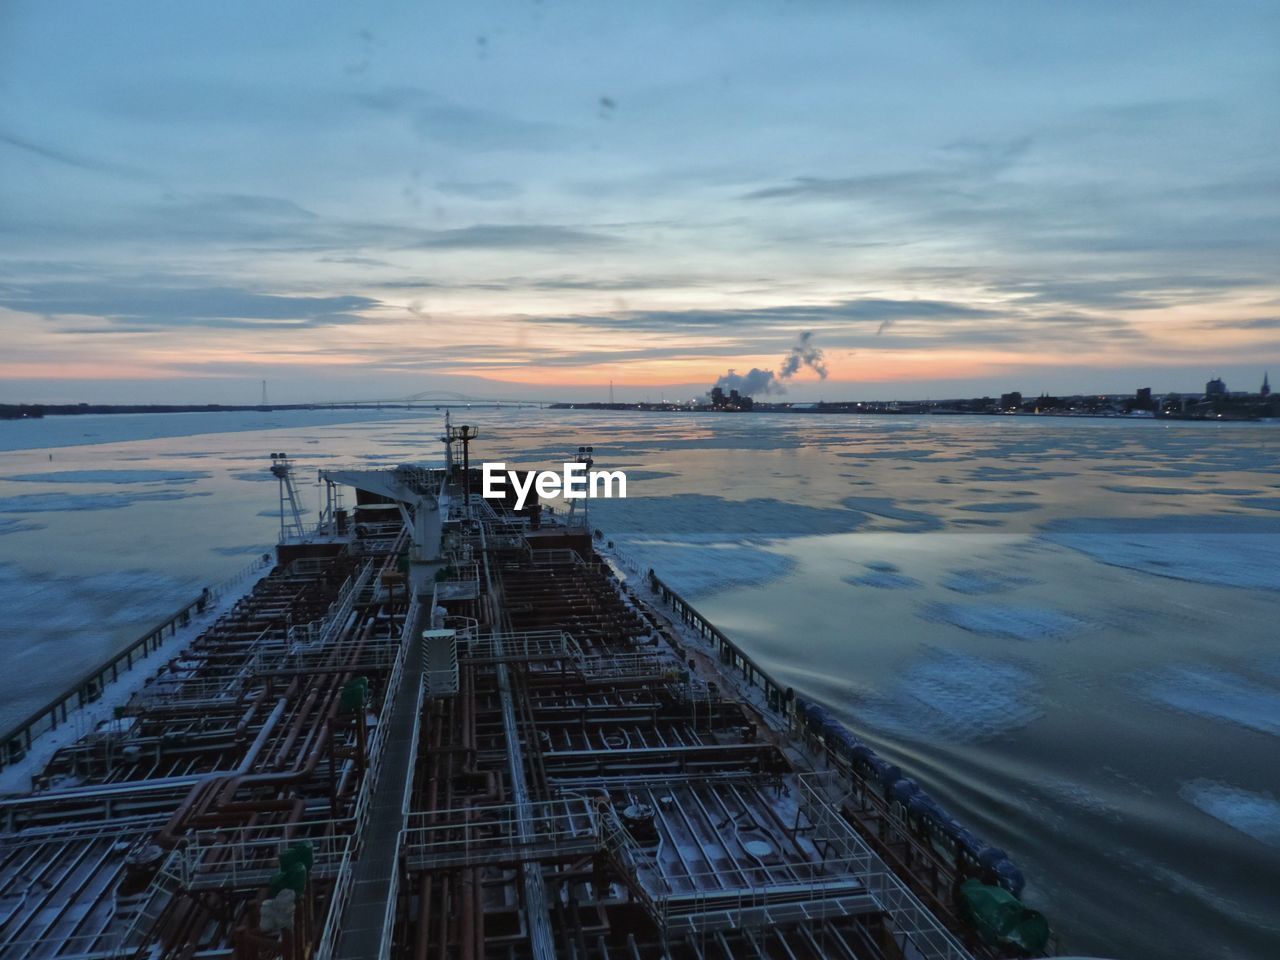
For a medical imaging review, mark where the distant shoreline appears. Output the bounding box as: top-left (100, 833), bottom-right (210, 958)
top-left (3, 400), bottom-right (1275, 423)
top-left (0, 402), bottom-right (502, 420)
top-left (548, 402), bottom-right (1277, 423)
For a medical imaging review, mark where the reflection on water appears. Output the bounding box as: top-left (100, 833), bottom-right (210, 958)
top-left (1, 409), bottom-right (1278, 959)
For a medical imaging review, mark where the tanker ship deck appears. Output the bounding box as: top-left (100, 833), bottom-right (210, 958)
top-left (0, 429), bottom-right (1055, 960)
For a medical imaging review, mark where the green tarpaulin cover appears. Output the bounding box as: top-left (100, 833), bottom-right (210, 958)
top-left (960, 878), bottom-right (1050, 953)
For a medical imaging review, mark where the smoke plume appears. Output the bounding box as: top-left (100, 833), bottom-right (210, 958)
top-left (711, 367), bottom-right (781, 396)
top-left (707, 331), bottom-right (828, 399)
top-left (779, 330), bottom-right (828, 379)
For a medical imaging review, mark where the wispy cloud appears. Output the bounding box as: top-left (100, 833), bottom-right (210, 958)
top-left (2, 283), bottom-right (381, 330)
top-left (527, 298), bottom-right (1004, 333)
top-left (409, 224), bottom-right (618, 250)
top-left (435, 180), bottom-right (523, 200)
top-left (355, 87), bottom-right (563, 151)
top-left (0, 129), bottom-right (153, 182)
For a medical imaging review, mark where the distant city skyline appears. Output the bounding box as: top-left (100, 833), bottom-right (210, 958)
top-left (2, 1), bottom-right (1278, 404)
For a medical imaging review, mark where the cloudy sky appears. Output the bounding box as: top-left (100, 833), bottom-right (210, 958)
top-left (2, 0), bottom-right (1277, 403)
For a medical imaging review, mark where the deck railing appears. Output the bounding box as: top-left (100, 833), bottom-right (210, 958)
top-left (460, 630), bottom-right (578, 664)
top-left (401, 797), bottom-right (600, 871)
top-left (161, 818), bottom-right (354, 890)
top-left (647, 571), bottom-right (795, 717)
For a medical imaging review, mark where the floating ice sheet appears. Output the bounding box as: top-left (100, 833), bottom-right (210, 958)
top-left (612, 537), bottom-right (795, 598)
top-left (858, 650), bottom-right (1042, 741)
top-left (840, 497), bottom-right (944, 532)
top-left (1103, 484), bottom-right (1202, 496)
top-left (591, 493), bottom-right (866, 537)
top-left (1, 469), bottom-right (209, 484)
top-left (957, 501), bottom-right (1041, 513)
top-left (1044, 516), bottom-right (1280, 591)
top-left (0, 490), bottom-right (211, 513)
top-left (618, 470), bottom-right (679, 481)
top-left (0, 408), bottom-right (418, 452)
top-left (939, 569), bottom-right (1038, 595)
top-left (1180, 780), bottom-right (1280, 845)
top-left (0, 562), bottom-right (200, 726)
top-left (1138, 666), bottom-right (1280, 736)
top-left (844, 571), bottom-right (921, 589)
top-left (967, 466), bottom-right (1077, 482)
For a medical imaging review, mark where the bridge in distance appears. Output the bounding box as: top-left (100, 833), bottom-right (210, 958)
top-left (303, 390), bottom-right (545, 409)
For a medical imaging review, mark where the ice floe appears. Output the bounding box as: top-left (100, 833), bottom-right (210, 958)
top-left (0, 490), bottom-right (211, 513)
top-left (1180, 780), bottom-right (1280, 845)
top-left (1138, 666), bottom-right (1280, 736)
top-left (966, 466), bottom-right (1076, 482)
top-left (840, 497), bottom-right (944, 532)
top-left (620, 470), bottom-right (679, 481)
top-left (0, 408), bottom-right (417, 452)
top-left (1043, 516), bottom-right (1280, 591)
top-left (1103, 484), bottom-right (1202, 496)
top-left (1, 469), bottom-right (209, 485)
top-left (844, 572), bottom-right (921, 589)
top-left (844, 564), bottom-right (921, 589)
top-left (0, 562), bottom-right (200, 726)
top-left (939, 569), bottom-right (1038, 595)
top-left (590, 493), bottom-right (866, 537)
top-left (858, 650), bottom-right (1042, 741)
top-left (920, 602), bottom-right (1087, 640)
top-left (610, 537), bottom-right (795, 598)
top-left (956, 501), bottom-right (1041, 513)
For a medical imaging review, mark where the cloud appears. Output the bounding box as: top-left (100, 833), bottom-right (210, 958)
top-left (159, 192), bottom-right (318, 222)
top-left (744, 137), bottom-right (1032, 202)
top-left (0, 129), bottom-right (153, 182)
top-left (355, 87), bottom-right (562, 151)
top-left (744, 171), bottom-right (945, 202)
top-left (435, 180), bottom-right (523, 200)
top-left (1002, 275), bottom-right (1269, 311)
top-left (319, 255), bottom-right (391, 267)
top-left (1, 187), bottom-right (614, 258)
top-left (518, 297), bottom-right (1147, 357)
top-left (1, 283), bottom-right (381, 330)
top-left (1210, 317), bottom-right (1280, 330)
top-left (528, 298), bottom-right (1004, 333)
top-left (409, 224), bottom-right (617, 250)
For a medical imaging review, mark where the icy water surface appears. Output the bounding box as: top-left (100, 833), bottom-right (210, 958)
top-left (1, 409), bottom-right (1278, 959)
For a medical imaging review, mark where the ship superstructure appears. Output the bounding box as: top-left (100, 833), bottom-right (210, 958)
top-left (0, 427), bottom-right (1052, 960)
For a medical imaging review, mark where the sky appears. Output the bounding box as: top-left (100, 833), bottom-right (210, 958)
top-left (1, 0), bottom-right (1278, 404)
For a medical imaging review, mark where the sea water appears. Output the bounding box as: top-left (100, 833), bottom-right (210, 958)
top-left (1, 408), bottom-right (1277, 959)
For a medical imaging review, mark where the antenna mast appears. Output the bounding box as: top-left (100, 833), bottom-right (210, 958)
top-left (447, 424), bottom-right (479, 517)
